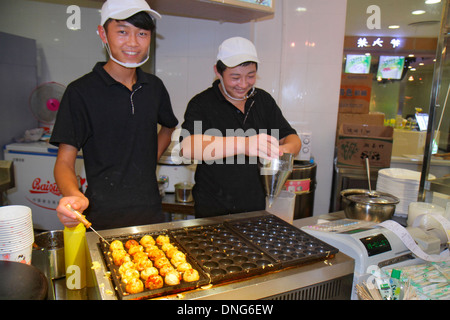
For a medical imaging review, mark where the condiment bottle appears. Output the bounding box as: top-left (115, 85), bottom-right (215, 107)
top-left (64, 223), bottom-right (87, 290)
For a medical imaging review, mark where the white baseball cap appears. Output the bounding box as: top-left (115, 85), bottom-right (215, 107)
top-left (217, 37), bottom-right (260, 67)
top-left (100, 0), bottom-right (161, 26)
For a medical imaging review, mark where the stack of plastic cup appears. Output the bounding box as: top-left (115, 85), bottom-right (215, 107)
top-left (0, 205), bottom-right (34, 265)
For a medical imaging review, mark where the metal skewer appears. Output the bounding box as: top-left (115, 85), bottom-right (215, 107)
top-left (65, 204), bottom-right (110, 246)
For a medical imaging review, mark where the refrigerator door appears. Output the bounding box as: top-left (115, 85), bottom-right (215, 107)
top-left (3, 142), bottom-right (85, 230)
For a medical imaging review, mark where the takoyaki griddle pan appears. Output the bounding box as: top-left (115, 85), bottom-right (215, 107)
top-left (98, 231), bottom-right (210, 300)
top-left (225, 215), bottom-right (339, 268)
top-left (170, 224), bottom-right (278, 284)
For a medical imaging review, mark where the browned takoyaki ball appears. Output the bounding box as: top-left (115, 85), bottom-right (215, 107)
top-left (156, 235), bottom-right (170, 246)
top-left (132, 252), bottom-right (148, 263)
top-left (147, 248), bottom-right (165, 261)
top-left (158, 263), bottom-right (175, 277)
top-left (125, 239), bottom-right (139, 250)
top-left (139, 235), bottom-right (155, 247)
top-left (128, 245), bottom-right (144, 256)
top-left (164, 270), bottom-right (181, 286)
top-left (118, 261), bottom-right (135, 275)
top-left (135, 258), bottom-right (153, 272)
top-left (109, 240), bottom-right (124, 252)
top-left (111, 249), bottom-right (130, 266)
top-left (140, 266), bottom-right (159, 281)
top-left (161, 242), bottom-right (175, 253)
top-left (176, 262), bottom-right (192, 273)
top-left (121, 268), bottom-right (140, 285)
top-left (153, 257), bottom-right (169, 269)
top-left (125, 277), bottom-right (144, 294)
top-left (170, 251), bottom-right (186, 267)
top-left (165, 247), bottom-right (179, 259)
top-left (183, 269), bottom-right (200, 282)
top-left (144, 274), bottom-right (164, 290)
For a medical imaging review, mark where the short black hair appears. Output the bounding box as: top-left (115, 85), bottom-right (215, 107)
top-left (216, 60), bottom-right (258, 76)
top-left (104, 11), bottom-right (156, 33)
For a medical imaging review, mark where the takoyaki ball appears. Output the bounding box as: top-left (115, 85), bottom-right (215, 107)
top-left (170, 251), bottom-right (186, 267)
top-left (154, 257), bottom-right (169, 269)
top-left (121, 268), bottom-right (140, 284)
top-left (183, 269), bottom-right (200, 282)
top-left (147, 248), bottom-right (165, 261)
top-left (159, 263), bottom-right (175, 277)
top-left (140, 266), bottom-right (159, 281)
top-left (128, 244), bottom-right (144, 256)
top-left (176, 262), bottom-right (192, 273)
top-left (125, 239), bottom-right (139, 250)
top-left (111, 249), bottom-right (129, 266)
top-left (145, 274), bottom-right (164, 290)
top-left (109, 240), bottom-right (124, 252)
top-left (156, 235), bottom-right (170, 246)
top-left (144, 244), bottom-right (158, 254)
top-left (161, 242), bottom-right (175, 253)
top-left (125, 277), bottom-right (144, 294)
top-left (165, 247), bottom-right (179, 259)
top-left (139, 235), bottom-right (155, 247)
top-left (132, 252), bottom-right (148, 263)
top-left (135, 258), bottom-right (153, 272)
top-left (118, 261), bottom-right (135, 275)
top-left (164, 270), bottom-right (181, 286)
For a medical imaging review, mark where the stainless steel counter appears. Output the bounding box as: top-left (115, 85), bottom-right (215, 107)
top-left (85, 211), bottom-right (355, 300)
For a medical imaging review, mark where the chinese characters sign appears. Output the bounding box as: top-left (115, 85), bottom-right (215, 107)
top-left (355, 37), bottom-right (403, 49)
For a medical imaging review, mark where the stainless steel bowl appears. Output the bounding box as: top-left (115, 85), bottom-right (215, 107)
top-left (340, 189), bottom-right (400, 223)
top-left (174, 182), bottom-right (194, 203)
top-left (33, 230), bottom-right (65, 279)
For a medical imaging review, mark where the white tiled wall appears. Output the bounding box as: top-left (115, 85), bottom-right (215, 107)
top-left (155, 15), bottom-right (253, 122)
top-left (253, 0), bottom-right (346, 215)
top-left (0, 0), bottom-right (347, 215)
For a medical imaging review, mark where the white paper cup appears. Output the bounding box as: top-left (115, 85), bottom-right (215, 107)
top-left (0, 245), bottom-right (32, 265)
top-left (0, 205), bottom-right (32, 222)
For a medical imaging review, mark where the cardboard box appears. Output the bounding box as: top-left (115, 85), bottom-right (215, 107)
top-left (336, 112), bottom-right (385, 142)
top-left (337, 124), bottom-right (393, 169)
top-left (392, 129), bottom-right (427, 157)
top-left (338, 74), bottom-right (372, 114)
top-left (337, 112), bottom-right (385, 128)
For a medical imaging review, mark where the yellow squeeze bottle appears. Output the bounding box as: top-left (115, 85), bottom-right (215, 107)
top-left (64, 223), bottom-right (87, 290)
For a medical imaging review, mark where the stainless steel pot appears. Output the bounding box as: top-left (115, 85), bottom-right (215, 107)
top-left (340, 189), bottom-right (400, 223)
top-left (33, 230), bottom-right (65, 279)
top-left (174, 182), bottom-right (194, 203)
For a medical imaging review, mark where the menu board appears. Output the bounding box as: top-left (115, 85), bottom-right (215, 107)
top-left (377, 56), bottom-right (405, 80)
top-left (345, 54), bottom-right (372, 74)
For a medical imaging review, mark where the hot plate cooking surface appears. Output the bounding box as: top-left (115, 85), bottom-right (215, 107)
top-left (97, 214), bottom-right (339, 300)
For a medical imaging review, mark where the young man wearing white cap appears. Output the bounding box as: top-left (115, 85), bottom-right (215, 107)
top-left (180, 37), bottom-right (301, 218)
top-left (50, 0), bottom-right (178, 229)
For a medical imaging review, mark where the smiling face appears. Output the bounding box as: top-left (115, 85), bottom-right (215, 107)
top-left (216, 62), bottom-right (257, 100)
top-left (98, 19), bottom-right (151, 67)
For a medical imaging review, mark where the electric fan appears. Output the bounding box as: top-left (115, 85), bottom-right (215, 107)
top-left (29, 82), bottom-right (66, 131)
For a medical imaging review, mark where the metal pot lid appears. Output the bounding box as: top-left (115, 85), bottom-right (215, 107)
top-left (346, 191), bottom-right (399, 205)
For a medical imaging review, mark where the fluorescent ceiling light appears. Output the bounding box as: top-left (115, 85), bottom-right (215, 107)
top-left (412, 10), bottom-right (426, 15)
top-left (425, 0), bottom-right (441, 4)
top-left (388, 25), bottom-right (400, 29)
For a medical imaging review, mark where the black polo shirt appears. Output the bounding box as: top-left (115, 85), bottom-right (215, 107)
top-left (50, 62), bottom-right (178, 229)
top-left (181, 79), bottom-right (296, 218)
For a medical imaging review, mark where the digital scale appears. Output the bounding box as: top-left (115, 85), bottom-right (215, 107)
top-left (302, 219), bottom-right (416, 299)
